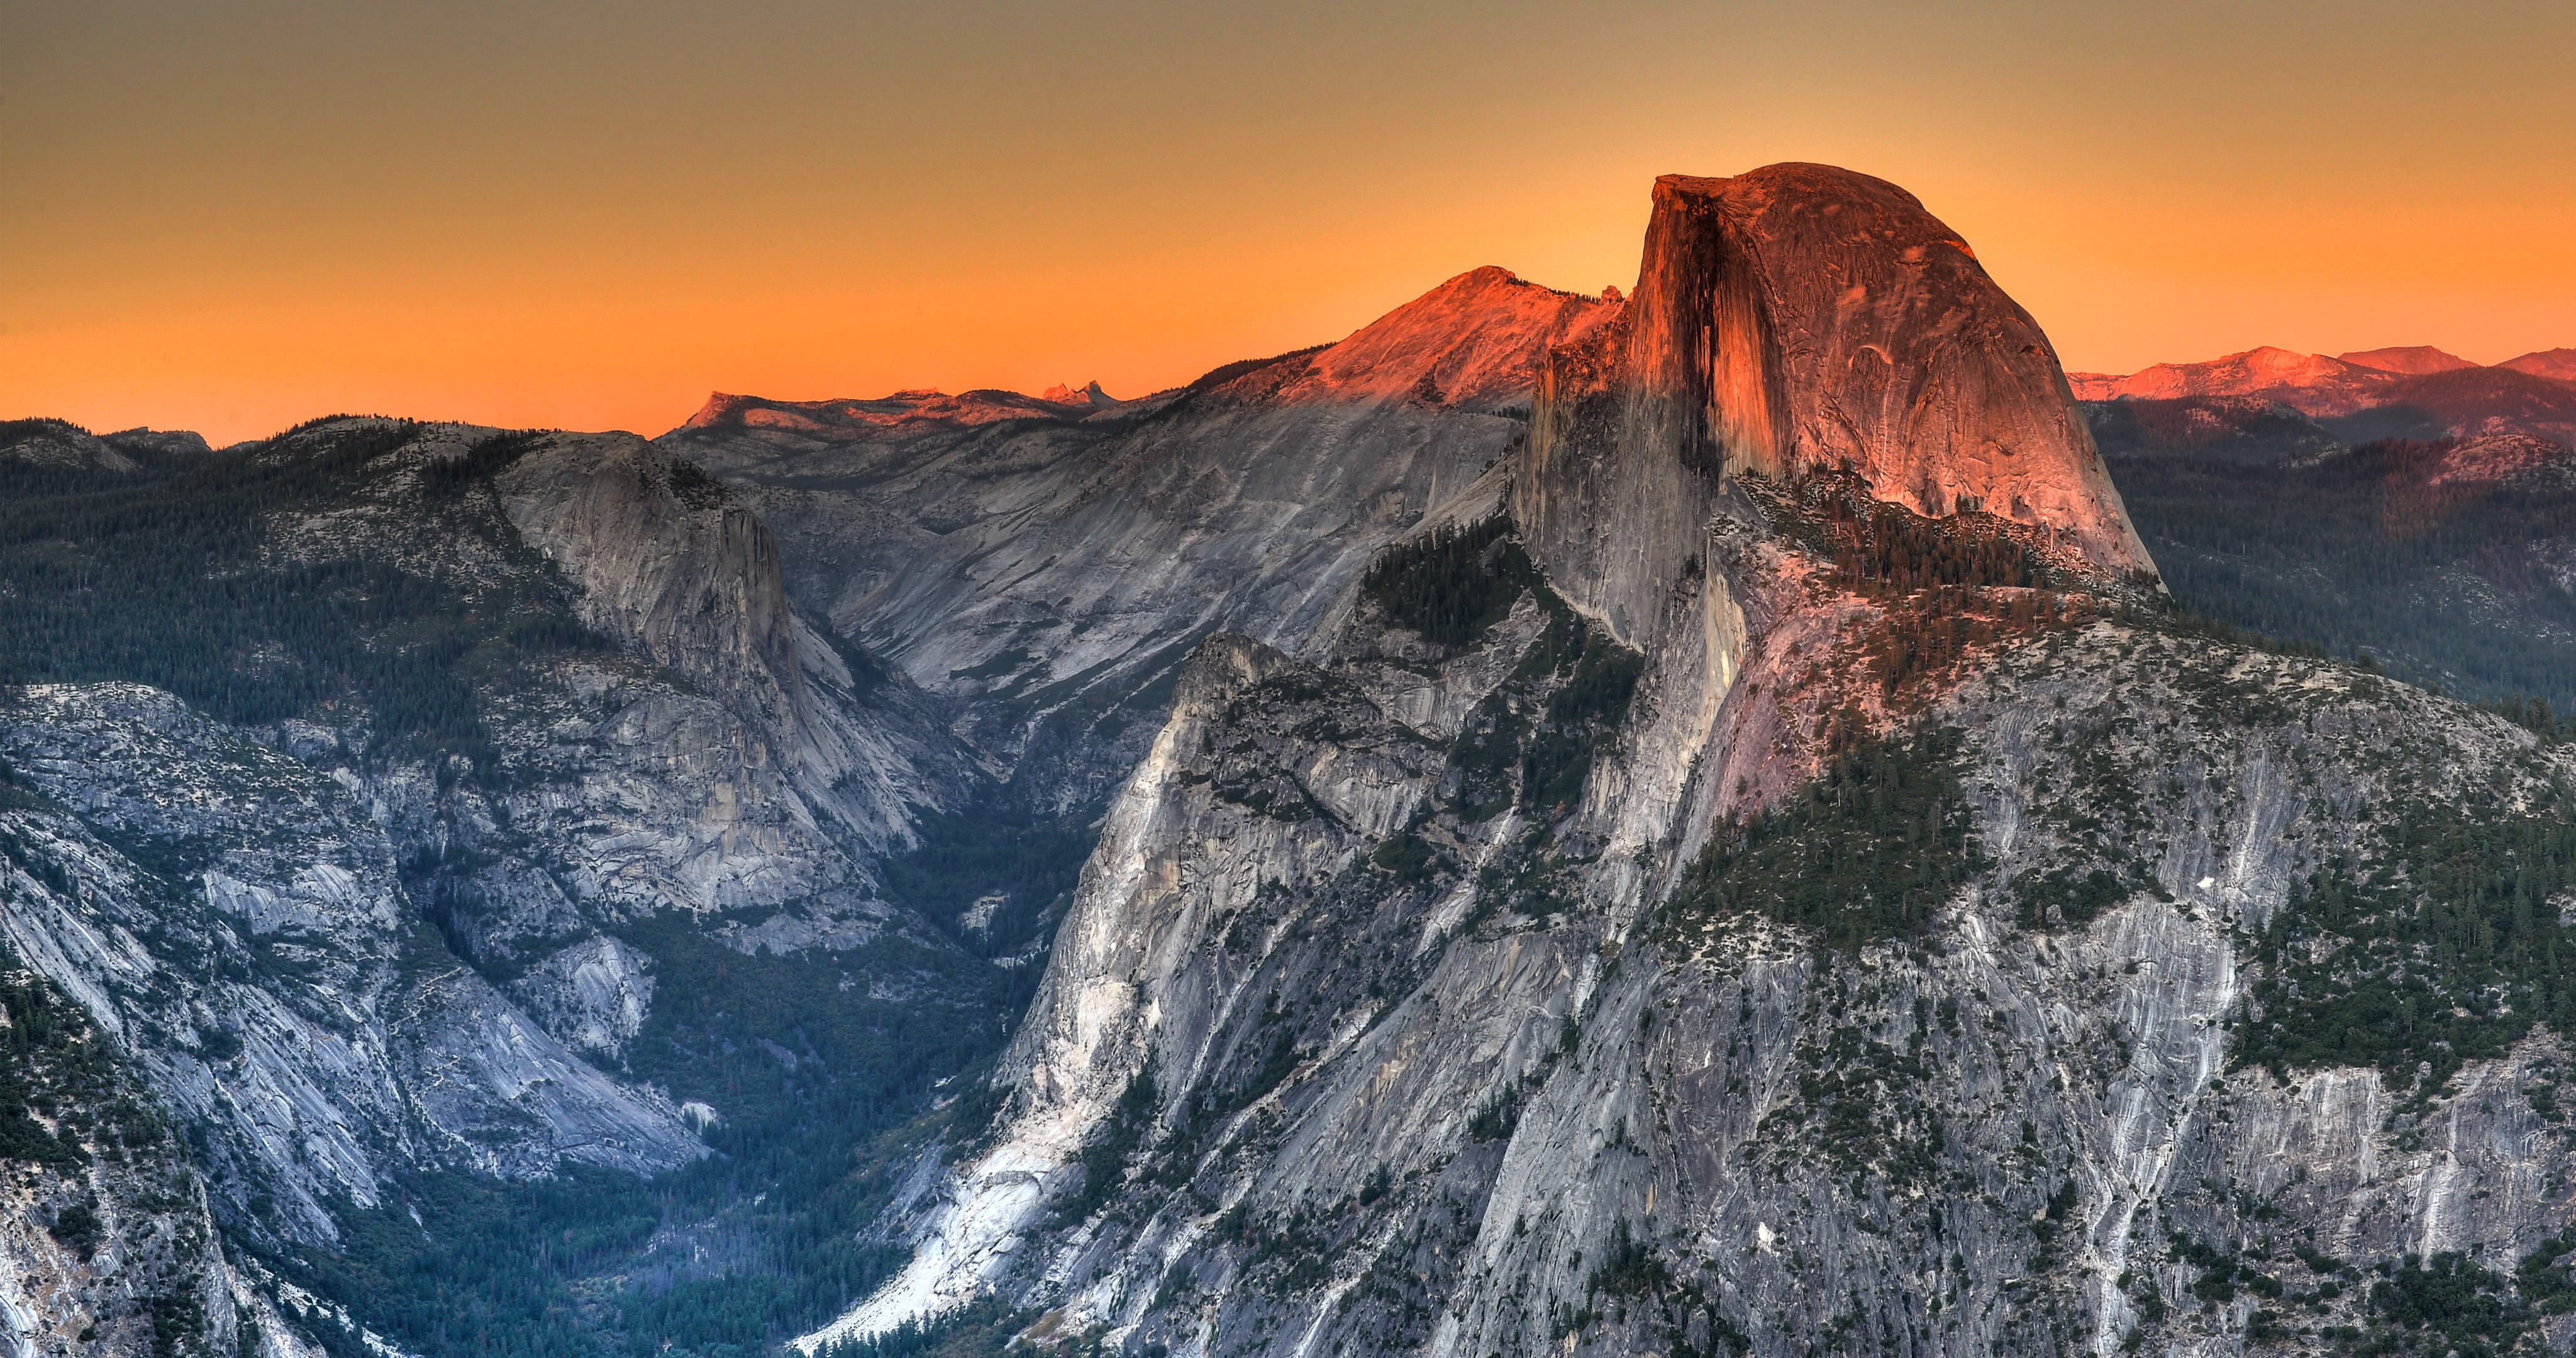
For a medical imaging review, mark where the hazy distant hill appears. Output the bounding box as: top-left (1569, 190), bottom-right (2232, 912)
top-left (2074, 342), bottom-right (2576, 448)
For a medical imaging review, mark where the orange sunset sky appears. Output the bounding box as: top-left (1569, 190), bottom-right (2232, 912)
top-left (6, 0), bottom-right (2575, 448)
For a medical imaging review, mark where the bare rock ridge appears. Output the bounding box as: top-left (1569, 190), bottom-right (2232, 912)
top-left (2080, 345), bottom-right (2576, 406)
top-left (682, 385), bottom-right (1108, 434)
top-left (679, 265), bottom-right (1612, 439)
top-left (2072, 345), bottom-right (2393, 410)
top-left (1519, 163), bottom-right (2153, 645)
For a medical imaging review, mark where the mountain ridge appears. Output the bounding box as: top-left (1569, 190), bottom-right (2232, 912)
top-left (797, 166), bottom-right (2576, 1358)
top-left (14, 162), bottom-right (2576, 1358)
top-left (2072, 343), bottom-right (2576, 451)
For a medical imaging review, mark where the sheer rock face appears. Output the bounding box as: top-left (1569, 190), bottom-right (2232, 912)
top-left (1519, 164), bottom-right (2153, 646)
top-left (492, 431), bottom-right (975, 878)
top-left (500, 440), bottom-right (806, 739)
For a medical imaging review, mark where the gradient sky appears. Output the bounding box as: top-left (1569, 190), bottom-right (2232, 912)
top-left (7, 0), bottom-right (2574, 446)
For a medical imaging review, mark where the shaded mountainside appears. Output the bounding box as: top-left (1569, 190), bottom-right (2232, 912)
top-left (2507, 351), bottom-right (2576, 384)
top-left (658, 267), bottom-right (1614, 814)
top-left (2081, 396), bottom-right (2349, 466)
top-left (0, 419), bottom-right (1068, 1355)
top-left (2070, 333), bottom-right (2576, 712)
top-left (2324, 367), bottom-right (2576, 451)
top-left (2085, 404), bottom-right (2576, 713)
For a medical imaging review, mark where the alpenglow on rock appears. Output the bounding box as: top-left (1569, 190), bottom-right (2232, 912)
top-left (795, 162), bottom-right (2190, 1354)
top-left (1519, 163), bottom-right (2153, 644)
top-left (793, 163), bottom-right (2576, 1358)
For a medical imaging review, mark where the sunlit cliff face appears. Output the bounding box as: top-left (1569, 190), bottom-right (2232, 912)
top-left (1514, 162), bottom-right (2154, 647)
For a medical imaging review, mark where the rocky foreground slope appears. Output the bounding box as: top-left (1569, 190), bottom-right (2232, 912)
top-left (810, 166), bottom-right (2576, 1358)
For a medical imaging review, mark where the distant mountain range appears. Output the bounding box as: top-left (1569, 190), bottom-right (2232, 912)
top-left (2071, 343), bottom-right (2576, 453)
top-left (2066, 342), bottom-right (2576, 714)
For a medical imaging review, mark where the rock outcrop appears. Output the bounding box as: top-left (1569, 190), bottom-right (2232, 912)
top-left (1519, 164), bottom-right (2153, 647)
top-left (0, 418), bottom-right (211, 477)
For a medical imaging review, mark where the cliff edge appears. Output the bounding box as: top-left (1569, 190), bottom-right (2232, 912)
top-left (1519, 163), bottom-right (2153, 643)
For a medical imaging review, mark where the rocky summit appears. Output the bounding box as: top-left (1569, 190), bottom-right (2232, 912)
top-left (1518, 163), bottom-right (2151, 649)
top-left (7, 164), bottom-right (2576, 1358)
